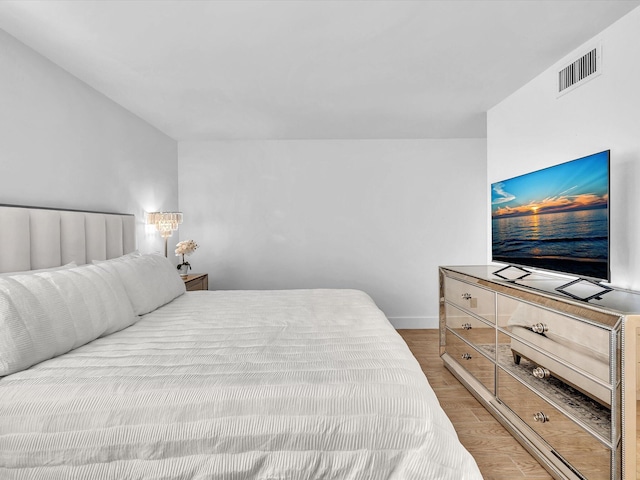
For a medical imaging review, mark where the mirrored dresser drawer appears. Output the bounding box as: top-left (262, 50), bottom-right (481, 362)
top-left (444, 276), bottom-right (496, 324)
top-left (497, 368), bottom-right (613, 480)
top-left (445, 329), bottom-right (495, 393)
top-left (497, 329), bottom-right (613, 408)
top-left (497, 294), bottom-right (611, 387)
top-left (445, 303), bottom-right (496, 354)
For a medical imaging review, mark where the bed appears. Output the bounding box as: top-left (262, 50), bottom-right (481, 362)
top-left (0, 205), bottom-right (482, 479)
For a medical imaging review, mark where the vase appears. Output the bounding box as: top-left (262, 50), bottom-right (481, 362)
top-left (178, 264), bottom-right (190, 277)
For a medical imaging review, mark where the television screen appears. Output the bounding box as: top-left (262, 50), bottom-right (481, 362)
top-left (491, 150), bottom-right (610, 282)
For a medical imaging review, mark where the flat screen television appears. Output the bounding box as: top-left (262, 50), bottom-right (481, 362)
top-left (491, 150), bottom-right (610, 283)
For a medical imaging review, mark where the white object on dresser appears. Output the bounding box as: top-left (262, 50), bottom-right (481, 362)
top-left (439, 265), bottom-right (640, 480)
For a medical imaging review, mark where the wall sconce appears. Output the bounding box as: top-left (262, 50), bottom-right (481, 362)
top-left (146, 211), bottom-right (183, 257)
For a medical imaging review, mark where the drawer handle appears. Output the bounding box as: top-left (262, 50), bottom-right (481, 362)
top-left (530, 323), bottom-right (548, 334)
top-left (533, 412), bottom-right (549, 423)
top-left (461, 293), bottom-right (472, 300)
top-left (461, 353), bottom-right (472, 360)
top-left (462, 323), bottom-right (472, 330)
top-left (532, 367), bottom-right (551, 379)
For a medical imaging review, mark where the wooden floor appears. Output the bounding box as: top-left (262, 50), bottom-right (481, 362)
top-left (397, 329), bottom-right (553, 480)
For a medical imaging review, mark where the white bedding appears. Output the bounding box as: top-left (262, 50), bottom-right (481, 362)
top-left (0, 289), bottom-right (482, 480)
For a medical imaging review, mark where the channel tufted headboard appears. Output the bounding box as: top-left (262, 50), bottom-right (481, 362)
top-left (0, 204), bottom-right (136, 274)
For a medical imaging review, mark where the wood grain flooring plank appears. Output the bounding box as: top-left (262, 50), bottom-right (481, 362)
top-left (397, 329), bottom-right (553, 479)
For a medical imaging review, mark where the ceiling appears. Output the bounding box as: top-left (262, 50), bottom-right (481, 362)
top-left (0, 0), bottom-right (638, 141)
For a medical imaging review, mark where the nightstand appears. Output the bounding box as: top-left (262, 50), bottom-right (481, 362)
top-left (182, 273), bottom-right (208, 291)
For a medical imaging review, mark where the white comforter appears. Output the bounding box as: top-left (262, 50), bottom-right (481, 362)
top-left (0, 289), bottom-right (482, 480)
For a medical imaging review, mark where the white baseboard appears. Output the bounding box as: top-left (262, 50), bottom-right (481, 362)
top-left (387, 316), bottom-right (438, 329)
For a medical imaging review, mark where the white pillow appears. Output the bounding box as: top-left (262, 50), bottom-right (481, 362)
top-left (0, 262), bottom-right (77, 277)
top-left (95, 253), bottom-right (185, 315)
top-left (0, 264), bottom-right (137, 376)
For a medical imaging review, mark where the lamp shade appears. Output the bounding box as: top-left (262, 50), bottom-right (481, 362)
top-left (146, 212), bottom-right (183, 238)
top-left (146, 212), bottom-right (183, 256)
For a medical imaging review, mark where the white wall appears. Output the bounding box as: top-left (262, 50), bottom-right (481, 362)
top-left (0, 28), bottom-right (178, 254)
top-left (179, 139), bottom-right (487, 327)
top-left (488, 7), bottom-right (640, 290)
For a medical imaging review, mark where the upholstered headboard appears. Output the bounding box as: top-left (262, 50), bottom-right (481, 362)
top-left (0, 205), bottom-right (136, 273)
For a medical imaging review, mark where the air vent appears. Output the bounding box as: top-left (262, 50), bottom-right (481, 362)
top-left (557, 45), bottom-right (601, 96)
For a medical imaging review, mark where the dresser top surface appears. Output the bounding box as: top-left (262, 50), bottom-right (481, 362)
top-left (441, 265), bottom-right (640, 317)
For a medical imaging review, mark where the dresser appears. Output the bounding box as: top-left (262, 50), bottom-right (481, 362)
top-left (439, 265), bottom-right (640, 480)
top-left (182, 273), bottom-right (208, 291)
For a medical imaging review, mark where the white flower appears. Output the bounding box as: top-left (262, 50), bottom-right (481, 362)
top-left (175, 240), bottom-right (198, 256)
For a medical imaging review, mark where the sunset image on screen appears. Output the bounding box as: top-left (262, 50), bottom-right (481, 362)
top-left (491, 150), bottom-right (609, 280)
top-left (492, 154), bottom-right (608, 219)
